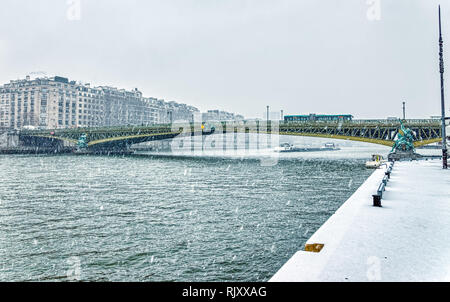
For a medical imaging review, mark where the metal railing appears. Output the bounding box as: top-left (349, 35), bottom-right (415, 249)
top-left (281, 119), bottom-right (440, 125)
top-left (352, 119), bottom-right (440, 125)
top-left (372, 162), bottom-right (394, 207)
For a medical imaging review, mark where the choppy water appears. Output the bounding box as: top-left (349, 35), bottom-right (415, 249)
top-left (0, 137), bottom-right (390, 281)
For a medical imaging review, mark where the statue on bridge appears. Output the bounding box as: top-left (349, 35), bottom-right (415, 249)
top-left (391, 121), bottom-right (415, 153)
top-left (388, 120), bottom-right (422, 161)
top-left (77, 133), bottom-right (88, 151)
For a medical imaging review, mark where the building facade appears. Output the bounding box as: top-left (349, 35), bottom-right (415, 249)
top-left (0, 76), bottom-right (81, 130)
top-left (0, 75), bottom-right (204, 130)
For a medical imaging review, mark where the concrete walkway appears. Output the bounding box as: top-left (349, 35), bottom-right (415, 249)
top-left (270, 159), bottom-right (450, 282)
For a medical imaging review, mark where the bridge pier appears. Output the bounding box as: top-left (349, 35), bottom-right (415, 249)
top-left (234, 128), bottom-right (238, 151)
top-left (245, 130), bottom-right (250, 151)
top-left (0, 132), bottom-right (19, 149)
top-left (223, 127), bottom-right (227, 152)
top-left (1, 131), bottom-right (73, 154)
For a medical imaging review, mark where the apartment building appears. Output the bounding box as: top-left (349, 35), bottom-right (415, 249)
top-left (148, 98), bottom-right (199, 124)
top-left (0, 75), bottom-right (198, 130)
top-left (0, 76), bottom-right (79, 130)
top-left (76, 84), bottom-right (104, 128)
top-left (0, 75), bottom-right (246, 131)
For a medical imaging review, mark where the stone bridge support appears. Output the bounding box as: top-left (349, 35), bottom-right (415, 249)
top-left (0, 132), bottom-right (19, 149)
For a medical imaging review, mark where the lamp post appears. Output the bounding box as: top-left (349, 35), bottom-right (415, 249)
top-left (266, 105), bottom-right (271, 148)
top-left (438, 5), bottom-right (448, 169)
top-left (402, 101), bottom-right (406, 120)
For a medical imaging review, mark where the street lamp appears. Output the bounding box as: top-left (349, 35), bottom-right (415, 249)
top-left (402, 101), bottom-right (406, 120)
top-left (438, 5), bottom-right (448, 169)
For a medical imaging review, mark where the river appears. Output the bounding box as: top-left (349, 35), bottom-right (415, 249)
top-left (0, 136), bottom-right (392, 281)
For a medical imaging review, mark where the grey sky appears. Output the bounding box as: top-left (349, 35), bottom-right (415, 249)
top-left (0, 0), bottom-right (449, 119)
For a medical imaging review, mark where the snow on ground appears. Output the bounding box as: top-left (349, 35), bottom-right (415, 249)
top-left (270, 159), bottom-right (450, 282)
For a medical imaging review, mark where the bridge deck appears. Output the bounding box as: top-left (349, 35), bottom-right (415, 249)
top-left (17, 120), bottom-right (443, 149)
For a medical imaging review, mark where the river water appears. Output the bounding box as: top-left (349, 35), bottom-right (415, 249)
top-left (0, 136), bottom-right (392, 281)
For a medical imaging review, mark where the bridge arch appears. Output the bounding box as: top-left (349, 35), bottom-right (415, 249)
top-left (18, 120), bottom-right (442, 151)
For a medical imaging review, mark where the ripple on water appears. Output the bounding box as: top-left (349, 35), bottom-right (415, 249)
top-left (0, 154), bottom-right (373, 281)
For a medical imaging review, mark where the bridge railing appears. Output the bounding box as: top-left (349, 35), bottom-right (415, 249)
top-left (351, 119), bottom-right (440, 124)
top-left (280, 119), bottom-right (439, 125)
top-left (17, 119), bottom-right (441, 136)
top-left (19, 123), bottom-right (176, 134)
top-left (372, 162), bottom-right (394, 207)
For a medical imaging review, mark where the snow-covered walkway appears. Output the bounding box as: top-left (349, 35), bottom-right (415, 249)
top-left (270, 159), bottom-right (450, 282)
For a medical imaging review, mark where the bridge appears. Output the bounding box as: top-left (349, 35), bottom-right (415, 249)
top-left (17, 124), bottom-right (211, 152)
top-left (12, 119), bottom-right (444, 152)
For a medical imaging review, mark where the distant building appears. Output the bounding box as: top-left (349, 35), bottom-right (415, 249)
top-left (76, 83), bottom-right (105, 128)
top-left (147, 99), bottom-right (199, 124)
top-left (202, 110), bottom-right (244, 122)
top-left (284, 114), bottom-right (353, 122)
top-left (98, 86), bottom-right (154, 126)
top-left (166, 101), bottom-right (199, 123)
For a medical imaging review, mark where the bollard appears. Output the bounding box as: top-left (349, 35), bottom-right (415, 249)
top-left (372, 194), bottom-right (382, 207)
top-left (304, 243), bottom-right (325, 253)
top-left (385, 171), bottom-right (390, 179)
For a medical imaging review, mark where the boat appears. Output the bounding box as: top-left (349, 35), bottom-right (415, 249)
top-left (274, 142), bottom-right (341, 153)
top-left (321, 142), bottom-right (340, 151)
top-left (365, 154), bottom-right (387, 168)
top-left (274, 143), bottom-right (296, 152)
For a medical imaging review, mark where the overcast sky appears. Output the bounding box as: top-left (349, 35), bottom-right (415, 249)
top-left (0, 0), bottom-right (449, 119)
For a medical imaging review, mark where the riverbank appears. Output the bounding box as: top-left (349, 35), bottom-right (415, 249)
top-left (0, 147), bottom-right (73, 154)
top-left (270, 159), bottom-right (450, 282)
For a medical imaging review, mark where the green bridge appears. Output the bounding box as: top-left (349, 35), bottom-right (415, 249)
top-left (17, 119), bottom-right (443, 151)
